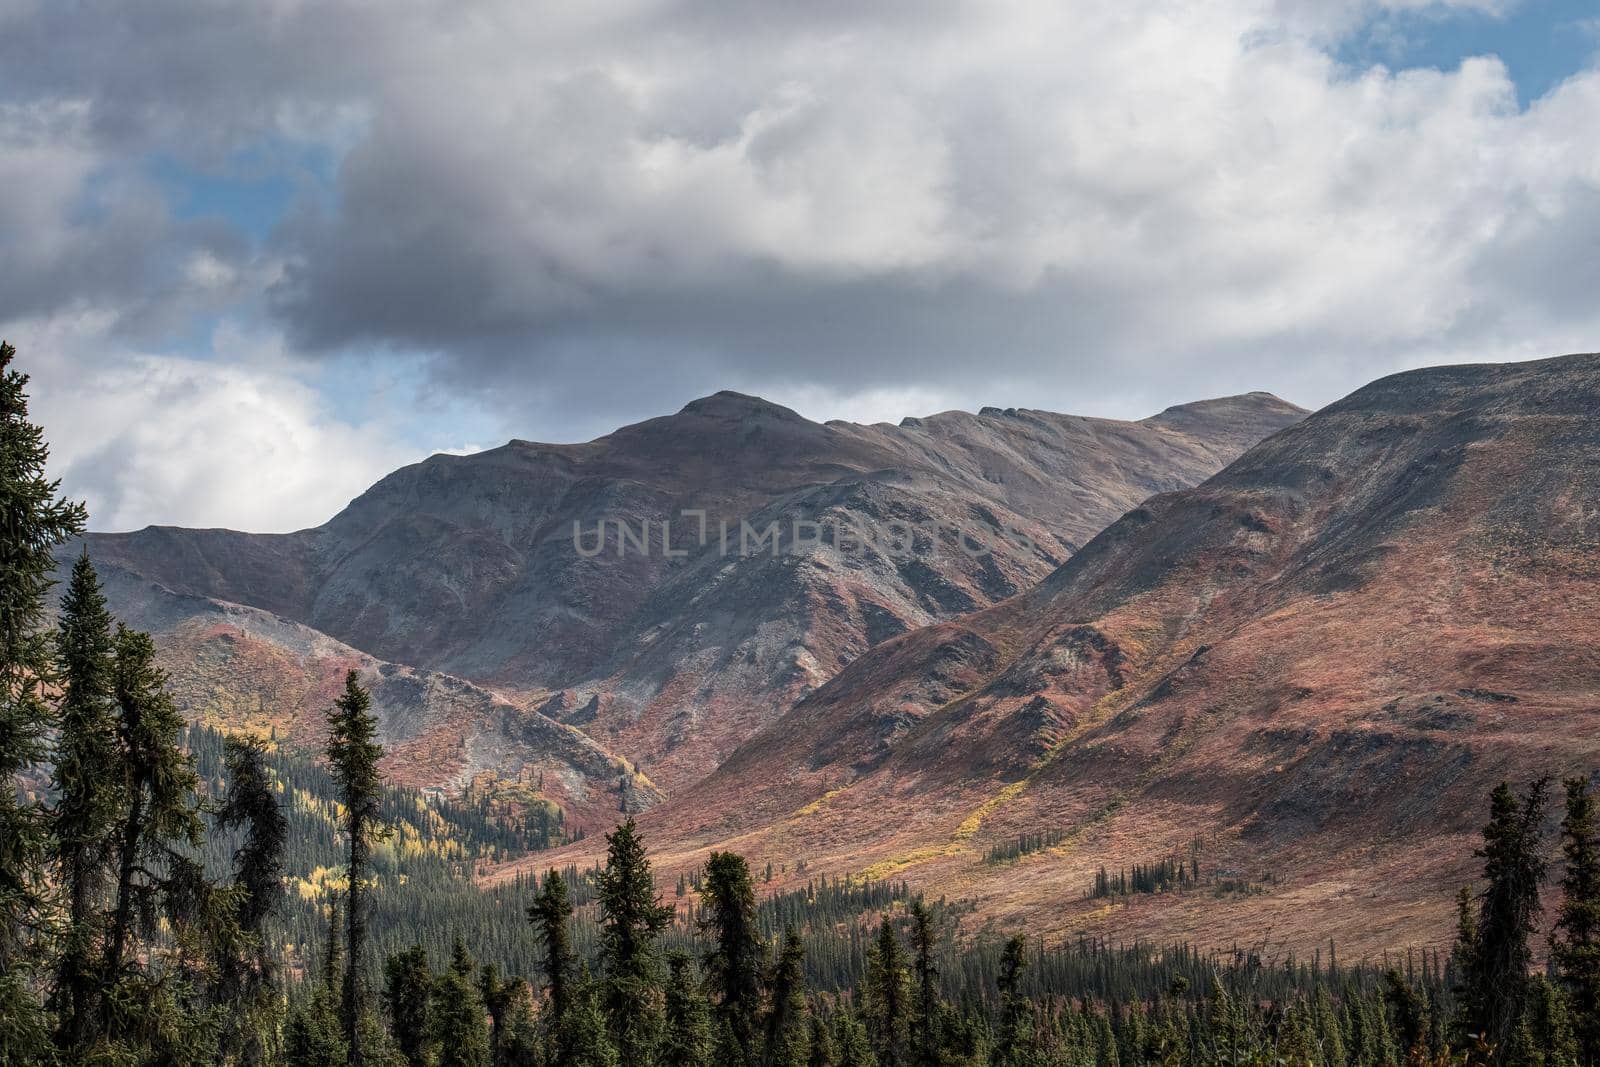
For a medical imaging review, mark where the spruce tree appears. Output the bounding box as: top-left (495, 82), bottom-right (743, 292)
top-left (434, 939), bottom-right (491, 1067)
top-left (0, 340), bottom-right (86, 1060)
top-left (907, 899), bottom-right (938, 1067)
top-left (596, 817), bottom-right (673, 1062)
top-left (101, 624), bottom-right (203, 1041)
top-left (833, 1007), bottom-right (877, 1067)
top-left (529, 868), bottom-right (576, 1038)
top-left (1553, 776), bottom-right (1600, 1066)
top-left (49, 552), bottom-right (121, 1053)
top-left (764, 924), bottom-right (810, 1067)
top-left (1461, 779), bottom-right (1551, 1062)
top-left (326, 670), bottom-right (385, 1066)
top-left (807, 1011), bottom-right (836, 1067)
top-left (385, 944), bottom-right (434, 1067)
top-left (865, 916), bottom-right (909, 1067)
top-left (662, 951), bottom-right (713, 1067)
top-left (993, 935), bottom-right (1030, 1067)
top-left (215, 734), bottom-right (289, 1066)
top-left (479, 963), bottom-right (526, 1067)
top-left (700, 851), bottom-right (766, 1064)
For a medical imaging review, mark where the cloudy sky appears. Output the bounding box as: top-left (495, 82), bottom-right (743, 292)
top-left (4, 0), bottom-right (1597, 532)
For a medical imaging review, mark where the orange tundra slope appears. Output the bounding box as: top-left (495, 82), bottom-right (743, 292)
top-left (491, 352), bottom-right (1600, 958)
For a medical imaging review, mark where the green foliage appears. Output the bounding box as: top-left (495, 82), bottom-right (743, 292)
top-left (865, 916), bottom-right (909, 1067)
top-left (1553, 776), bottom-right (1600, 1066)
top-left (0, 340), bottom-right (87, 1054)
top-left (384, 945), bottom-right (433, 1067)
top-left (701, 851), bottom-right (766, 1064)
top-left (596, 817), bottom-right (673, 1062)
top-left (326, 670), bottom-right (387, 1064)
top-left (50, 554), bottom-right (121, 1053)
top-left (765, 925), bottom-right (810, 1067)
top-left (662, 952), bottom-right (713, 1067)
top-left (1459, 779), bottom-right (1551, 1060)
top-left (433, 940), bottom-right (491, 1067)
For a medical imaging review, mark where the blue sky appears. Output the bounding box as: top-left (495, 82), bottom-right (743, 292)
top-left (1337, 0), bottom-right (1599, 105)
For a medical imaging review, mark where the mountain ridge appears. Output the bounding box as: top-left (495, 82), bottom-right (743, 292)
top-left (505, 353), bottom-right (1600, 954)
top-left (67, 388), bottom-right (1306, 801)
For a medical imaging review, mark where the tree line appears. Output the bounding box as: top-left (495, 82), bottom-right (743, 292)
top-left (1, 339), bottom-right (1598, 1066)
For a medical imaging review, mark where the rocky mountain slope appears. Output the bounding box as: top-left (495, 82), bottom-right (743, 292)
top-left (70, 390), bottom-right (1303, 801)
top-left (83, 560), bottom-right (659, 826)
top-left (525, 353), bottom-right (1600, 953)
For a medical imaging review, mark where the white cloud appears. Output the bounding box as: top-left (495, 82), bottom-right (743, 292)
top-left (16, 314), bottom-right (417, 532)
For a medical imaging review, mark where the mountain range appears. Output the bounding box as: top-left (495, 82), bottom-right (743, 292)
top-left (517, 352), bottom-right (1600, 956)
top-left (72, 351), bottom-right (1600, 956)
top-left (68, 388), bottom-right (1304, 827)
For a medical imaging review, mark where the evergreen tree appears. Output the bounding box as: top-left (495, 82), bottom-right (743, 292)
top-left (529, 869), bottom-right (576, 1039)
top-left (326, 670), bottom-right (386, 1066)
top-left (865, 915), bottom-right (909, 1067)
top-left (215, 733), bottom-right (289, 1066)
top-left (385, 944), bottom-right (434, 1067)
top-left (101, 624), bottom-right (203, 1041)
top-left (287, 987), bottom-right (349, 1067)
top-left (434, 939), bottom-right (491, 1067)
top-left (1553, 776), bottom-right (1600, 1066)
top-left (907, 899), bottom-right (939, 1067)
top-left (558, 975), bottom-right (622, 1067)
top-left (834, 1007), bottom-right (878, 1067)
top-left (479, 963), bottom-right (527, 1067)
top-left (701, 850), bottom-right (766, 1064)
top-left (595, 817), bottom-right (673, 1062)
top-left (1462, 779), bottom-right (1551, 1062)
top-left (662, 951), bottom-right (713, 1067)
top-left (1383, 968), bottom-right (1429, 1057)
top-left (992, 935), bottom-right (1031, 1067)
top-left (808, 1011), bottom-right (836, 1067)
top-left (0, 341), bottom-right (87, 1061)
top-left (764, 924), bottom-right (810, 1067)
top-left (49, 552), bottom-right (120, 1053)
top-left (1525, 975), bottom-right (1580, 1067)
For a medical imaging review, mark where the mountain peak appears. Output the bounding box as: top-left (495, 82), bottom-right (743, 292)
top-left (677, 391), bottom-right (807, 422)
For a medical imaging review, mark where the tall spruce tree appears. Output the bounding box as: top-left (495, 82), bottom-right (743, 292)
top-left (1553, 776), bottom-right (1600, 1066)
top-left (0, 341), bottom-right (86, 1060)
top-left (326, 670), bottom-right (385, 1066)
top-left (764, 925), bottom-right (810, 1067)
top-left (700, 850), bottom-right (766, 1065)
top-left (907, 899), bottom-right (939, 1067)
top-left (596, 817), bottom-right (673, 1062)
top-left (49, 553), bottom-right (120, 1053)
top-left (529, 869), bottom-right (576, 1040)
top-left (662, 951), bottom-right (713, 1067)
top-left (1461, 779), bottom-right (1551, 1062)
top-left (865, 916), bottom-right (909, 1067)
top-left (993, 934), bottom-right (1031, 1067)
top-left (214, 734), bottom-right (289, 1065)
top-left (101, 624), bottom-right (203, 1040)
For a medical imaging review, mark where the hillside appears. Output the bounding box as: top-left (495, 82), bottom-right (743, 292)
top-left (71, 390), bottom-right (1304, 796)
top-left (511, 353), bottom-right (1600, 955)
top-left (85, 562), bottom-right (659, 829)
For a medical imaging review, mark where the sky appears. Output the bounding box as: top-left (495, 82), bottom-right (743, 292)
top-left (3, 0), bottom-right (1598, 533)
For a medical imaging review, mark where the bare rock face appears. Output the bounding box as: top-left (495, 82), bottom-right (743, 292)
top-left (69, 389), bottom-right (1305, 803)
top-left (562, 353), bottom-right (1600, 955)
